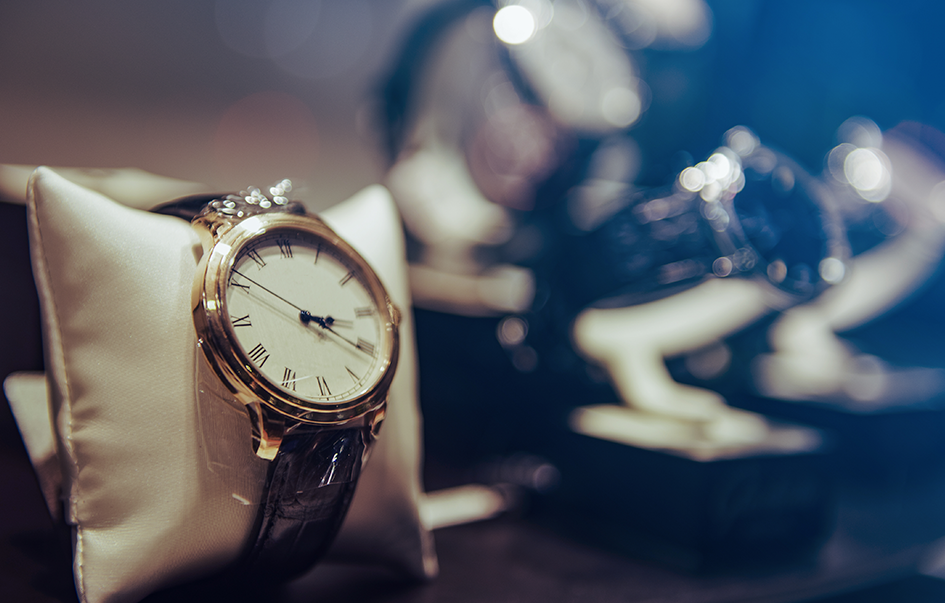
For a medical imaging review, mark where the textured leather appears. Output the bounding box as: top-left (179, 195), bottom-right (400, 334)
top-left (248, 426), bottom-right (369, 582)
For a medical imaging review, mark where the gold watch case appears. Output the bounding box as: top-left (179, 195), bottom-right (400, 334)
top-left (192, 211), bottom-right (401, 437)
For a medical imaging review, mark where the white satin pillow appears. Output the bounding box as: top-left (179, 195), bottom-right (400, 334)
top-left (20, 167), bottom-right (435, 603)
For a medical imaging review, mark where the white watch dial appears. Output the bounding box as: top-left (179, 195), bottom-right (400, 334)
top-left (223, 230), bottom-right (386, 404)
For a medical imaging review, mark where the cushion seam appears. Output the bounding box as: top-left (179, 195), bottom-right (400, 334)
top-left (27, 169), bottom-right (86, 601)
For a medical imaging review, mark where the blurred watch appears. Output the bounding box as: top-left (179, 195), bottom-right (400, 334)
top-left (553, 127), bottom-right (849, 313)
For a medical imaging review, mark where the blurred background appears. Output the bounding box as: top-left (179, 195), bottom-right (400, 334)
top-left (3, 1), bottom-right (945, 199)
top-left (7, 1), bottom-right (945, 601)
top-left (0, 0), bottom-right (413, 202)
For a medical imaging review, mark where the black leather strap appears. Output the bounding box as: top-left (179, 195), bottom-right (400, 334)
top-left (151, 192), bottom-right (221, 220)
top-left (247, 426), bottom-right (368, 582)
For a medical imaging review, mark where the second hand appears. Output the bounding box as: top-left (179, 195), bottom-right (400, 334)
top-left (232, 268), bottom-right (306, 314)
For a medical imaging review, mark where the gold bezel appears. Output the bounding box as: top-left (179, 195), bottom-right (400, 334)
top-left (192, 212), bottom-right (400, 425)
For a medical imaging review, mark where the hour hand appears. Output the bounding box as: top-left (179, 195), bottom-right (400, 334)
top-left (299, 311), bottom-right (352, 329)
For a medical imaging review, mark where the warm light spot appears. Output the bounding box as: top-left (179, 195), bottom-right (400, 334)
top-left (844, 147), bottom-right (890, 201)
top-left (494, 5), bottom-right (536, 44)
top-left (680, 166), bottom-right (705, 192)
top-left (700, 180), bottom-right (722, 203)
top-left (497, 316), bottom-right (528, 346)
top-left (827, 143), bottom-right (857, 182)
top-left (766, 259), bottom-right (787, 284)
top-left (844, 148), bottom-right (883, 190)
top-left (819, 257), bottom-right (846, 284)
top-left (837, 116), bottom-right (882, 148)
top-left (600, 86), bottom-right (641, 128)
top-left (726, 126), bottom-right (758, 157)
top-left (712, 256), bottom-right (733, 277)
top-left (707, 152), bottom-right (731, 181)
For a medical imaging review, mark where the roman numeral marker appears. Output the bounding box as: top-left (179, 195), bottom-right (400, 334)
top-left (229, 276), bottom-right (250, 291)
top-left (316, 376), bottom-right (331, 396)
top-left (231, 314), bottom-right (252, 328)
top-left (282, 367), bottom-right (296, 391)
top-left (277, 238), bottom-right (293, 259)
top-left (355, 306), bottom-right (374, 318)
top-left (339, 271), bottom-right (355, 286)
top-left (247, 248), bottom-right (266, 268)
top-left (346, 366), bottom-right (360, 382)
top-left (248, 343), bottom-right (269, 367)
top-left (356, 338), bottom-right (376, 356)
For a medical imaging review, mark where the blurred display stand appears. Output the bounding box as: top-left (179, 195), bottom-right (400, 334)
top-left (383, 0), bottom-right (945, 585)
top-left (669, 120), bottom-right (945, 484)
top-left (545, 415), bottom-right (834, 571)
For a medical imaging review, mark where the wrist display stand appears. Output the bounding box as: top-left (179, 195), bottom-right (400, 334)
top-left (709, 124), bottom-right (945, 483)
top-left (548, 278), bottom-right (834, 569)
top-left (4, 167), bottom-right (436, 603)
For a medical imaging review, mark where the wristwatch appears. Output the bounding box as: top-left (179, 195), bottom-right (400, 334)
top-left (154, 181), bottom-right (400, 581)
top-left (551, 128), bottom-right (849, 313)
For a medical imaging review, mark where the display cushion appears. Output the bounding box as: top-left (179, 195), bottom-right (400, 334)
top-left (21, 167), bottom-right (435, 603)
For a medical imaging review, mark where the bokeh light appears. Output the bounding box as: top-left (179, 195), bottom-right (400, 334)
top-left (843, 147), bottom-right (891, 202)
top-left (818, 256), bottom-right (846, 284)
top-left (494, 5), bottom-right (537, 45)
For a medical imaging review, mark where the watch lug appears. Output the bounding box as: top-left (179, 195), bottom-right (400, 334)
top-left (367, 403), bottom-right (387, 439)
top-left (246, 402), bottom-right (285, 461)
top-left (191, 220), bottom-right (216, 254)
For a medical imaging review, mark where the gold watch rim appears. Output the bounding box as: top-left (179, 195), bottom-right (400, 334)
top-left (193, 212), bottom-right (400, 425)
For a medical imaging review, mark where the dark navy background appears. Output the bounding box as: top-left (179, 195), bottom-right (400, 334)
top-left (649, 1), bottom-right (945, 174)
